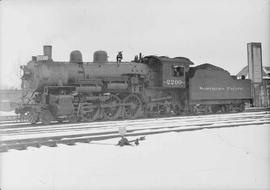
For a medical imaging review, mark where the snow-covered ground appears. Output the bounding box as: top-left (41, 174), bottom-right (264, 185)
top-left (0, 110), bottom-right (16, 116)
top-left (0, 123), bottom-right (269, 190)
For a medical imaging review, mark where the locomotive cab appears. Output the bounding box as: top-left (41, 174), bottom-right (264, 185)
top-left (144, 56), bottom-right (193, 88)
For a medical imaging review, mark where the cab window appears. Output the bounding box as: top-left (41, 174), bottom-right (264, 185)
top-left (172, 66), bottom-right (184, 77)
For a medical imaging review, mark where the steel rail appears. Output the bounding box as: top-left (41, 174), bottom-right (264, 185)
top-left (0, 119), bottom-right (269, 153)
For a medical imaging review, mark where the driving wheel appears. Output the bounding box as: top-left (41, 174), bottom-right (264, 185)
top-left (123, 94), bottom-right (143, 119)
top-left (102, 94), bottom-right (121, 120)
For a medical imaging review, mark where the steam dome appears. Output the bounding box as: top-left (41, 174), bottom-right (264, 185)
top-left (93, 50), bottom-right (108, 63)
top-left (70, 50), bottom-right (83, 63)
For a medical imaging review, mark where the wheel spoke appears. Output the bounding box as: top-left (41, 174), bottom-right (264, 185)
top-left (123, 94), bottom-right (143, 119)
top-left (102, 94), bottom-right (121, 120)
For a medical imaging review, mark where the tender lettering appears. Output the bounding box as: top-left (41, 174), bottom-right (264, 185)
top-left (199, 86), bottom-right (244, 91)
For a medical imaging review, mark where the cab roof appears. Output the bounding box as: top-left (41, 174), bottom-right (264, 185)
top-left (143, 55), bottom-right (194, 65)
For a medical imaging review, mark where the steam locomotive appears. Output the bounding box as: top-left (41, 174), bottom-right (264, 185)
top-left (17, 46), bottom-right (252, 124)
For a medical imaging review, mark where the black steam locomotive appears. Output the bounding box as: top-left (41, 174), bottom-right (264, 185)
top-left (17, 46), bottom-right (252, 124)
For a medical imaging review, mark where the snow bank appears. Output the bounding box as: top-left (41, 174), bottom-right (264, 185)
top-left (0, 124), bottom-right (269, 190)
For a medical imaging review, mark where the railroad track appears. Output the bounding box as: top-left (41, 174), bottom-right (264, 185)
top-left (0, 107), bottom-right (269, 128)
top-left (1, 114), bottom-right (268, 135)
top-left (1, 111), bottom-right (268, 135)
top-left (0, 111), bottom-right (269, 152)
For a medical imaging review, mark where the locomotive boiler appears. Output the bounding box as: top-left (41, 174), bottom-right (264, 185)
top-left (17, 45), bottom-right (252, 124)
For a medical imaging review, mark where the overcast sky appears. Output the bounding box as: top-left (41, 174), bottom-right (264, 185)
top-left (0, 0), bottom-right (269, 89)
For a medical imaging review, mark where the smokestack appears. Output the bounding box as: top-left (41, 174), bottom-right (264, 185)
top-left (43, 45), bottom-right (52, 60)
